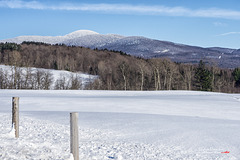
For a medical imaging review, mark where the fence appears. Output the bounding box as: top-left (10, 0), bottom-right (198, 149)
top-left (10, 97), bottom-right (80, 160)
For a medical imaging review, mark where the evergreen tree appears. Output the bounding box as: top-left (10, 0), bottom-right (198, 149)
top-left (232, 68), bottom-right (240, 87)
top-left (195, 60), bottom-right (212, 91)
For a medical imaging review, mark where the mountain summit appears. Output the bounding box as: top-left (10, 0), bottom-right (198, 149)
top-left (64, 30), bottom-right (99, 39)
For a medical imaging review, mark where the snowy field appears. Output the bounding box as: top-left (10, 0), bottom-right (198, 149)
top-left (0, 90), bottom-right (240, 159)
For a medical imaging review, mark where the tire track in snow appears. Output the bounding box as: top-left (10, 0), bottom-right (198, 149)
top-left (233, 96), bottom-right (240, 102)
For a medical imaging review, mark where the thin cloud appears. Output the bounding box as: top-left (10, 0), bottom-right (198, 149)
top-left (1, 0), bottom-right (240, 20)
top-left (213, 22), bottom-right (227, 27)
top-left (217, 32), bottom-right (240, 36)
top-left (0, 0), bottom-right (44, 9)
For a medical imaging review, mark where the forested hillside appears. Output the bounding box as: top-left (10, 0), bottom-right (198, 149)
top-left (0, 42), bottom-right (240, 93)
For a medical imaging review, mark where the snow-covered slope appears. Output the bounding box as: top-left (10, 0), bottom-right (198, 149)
top-left (0, 65), bottom-right (97, 89)
top-left (97, 36), bottom-right (191, 58)
top-left (63, 34), bottom-right (124, 48)
top-left (0, 30), bottom-right (99, 44)
top-left (64, 30), bottom-right (99, 39)
top-left (233, 49), bottom-right (240, 54)
top-left (0, 90), bottom-right (240, 159)
top-left (0, 35), bottom-right (64, 45)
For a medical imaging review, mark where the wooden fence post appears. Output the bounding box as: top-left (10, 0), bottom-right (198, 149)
top-left (70, 112), bottom-right (79, 160)
top-left (12, 97), bottom-right (19, 138)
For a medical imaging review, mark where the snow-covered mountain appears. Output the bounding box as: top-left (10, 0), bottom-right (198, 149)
top-left (1, 30), bottom-right (240, 68)
top-left (0, 30), bottom-right (124, 49)
top-left (62, 34), bottom-right (124, 48)
top-left (0, 30), bottom-right (99, 45)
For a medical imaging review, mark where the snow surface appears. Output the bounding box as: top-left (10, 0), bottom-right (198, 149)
top-left (62, 34), bottom-right (124, 48)
top-left (64, 30), bottom-right (99, 39)
top-left (0, 90), bottom-right (240, 159)
top-left (0, 30), bottom-right (99, 44)
top-left (0, 65), bottom-right (98, 89)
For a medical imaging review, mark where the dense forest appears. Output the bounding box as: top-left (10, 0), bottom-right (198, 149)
top-left (0, 42), bottom-right (240, 93)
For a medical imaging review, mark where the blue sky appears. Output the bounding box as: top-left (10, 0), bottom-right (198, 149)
top-left (0, 0), bottom-right (240, 49)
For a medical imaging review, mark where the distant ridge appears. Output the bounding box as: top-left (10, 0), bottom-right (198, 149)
top-left (1, 30), bottom-right (239, 68)
top-left (0, 30), bottom-right (99, 44)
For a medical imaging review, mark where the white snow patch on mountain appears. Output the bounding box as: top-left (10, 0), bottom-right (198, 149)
top-left (154, 49), bottom-right (169, 53)
top-left (162, 49), bottom-right (169, 53)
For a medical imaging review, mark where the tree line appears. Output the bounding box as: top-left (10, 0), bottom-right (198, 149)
top-left (0, 65), bottom-right (88, 90)
top-left (0, 42), bottom-right (239, 93)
